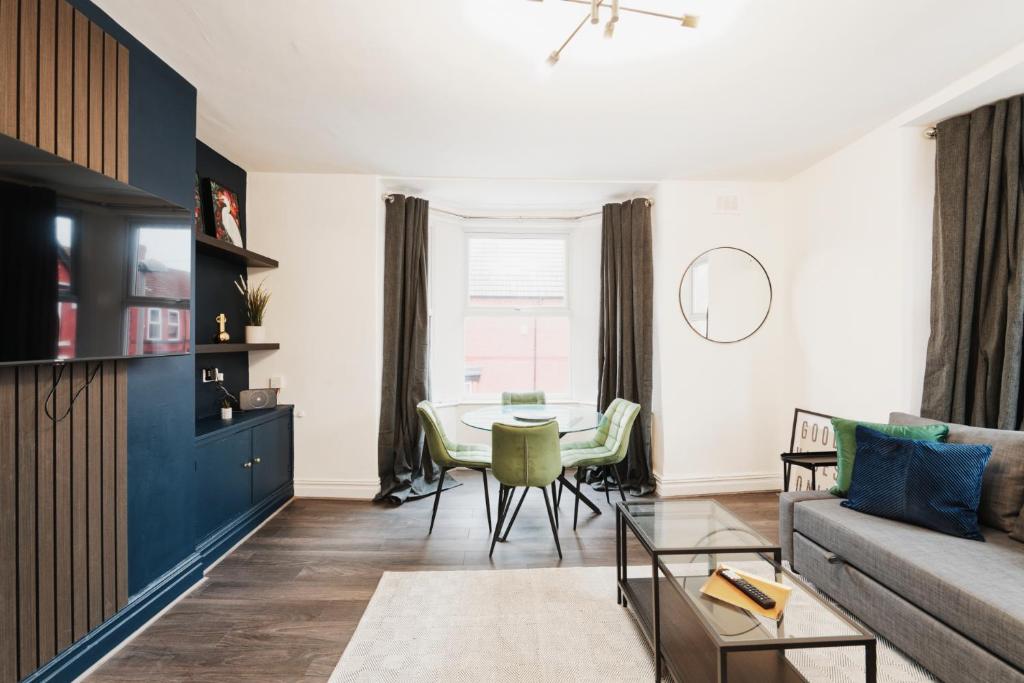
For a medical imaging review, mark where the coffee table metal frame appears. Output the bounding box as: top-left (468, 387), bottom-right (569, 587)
top-left (616, 501), bottom-right (877, 682)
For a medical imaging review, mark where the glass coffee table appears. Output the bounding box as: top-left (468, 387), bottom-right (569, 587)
top-left (616, 500), bottom-right (876, 682)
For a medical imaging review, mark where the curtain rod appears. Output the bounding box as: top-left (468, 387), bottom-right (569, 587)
top-left (381, 194), bottom-right (652, 221)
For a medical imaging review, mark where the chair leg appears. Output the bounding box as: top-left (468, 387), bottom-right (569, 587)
top-left (604, 469), bottom-right (611, 506)
top-left (612, 464), bottom-right (626, 502)
top-left (551, 481), bottom-right (559, 528)
top-left (541, 486), bottom-right (562, 559)
top-left (501, 487), bottom-right (529, 542)
top-left (481, 469), bottom-right (492, 532)
top-left (556, 468), bottom-right (565, 507)
top-left (573, 467), bottom-right (583, 531)
top-left (428, 467), bottom-right (448, 535)
top-left (489, 485), bottom-right (508, 558)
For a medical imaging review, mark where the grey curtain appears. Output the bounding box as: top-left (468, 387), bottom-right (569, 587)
top-left (595, 198), bottom-right (654, 494)
top-left (922, 95), bottom-right (1024, 429)
top-left (375, 195), bottom-right (454, 503)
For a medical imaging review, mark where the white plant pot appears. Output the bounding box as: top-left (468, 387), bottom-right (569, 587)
top-left (221, 407), bottom-right (233, 420)
top-left (245, 326), bottom-right (266, 343)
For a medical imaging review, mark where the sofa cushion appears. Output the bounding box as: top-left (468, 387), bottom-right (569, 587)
top-left (829, 417), bottom-right (948, 496)
top-left (794, 498), bottom-right (1024, 671)
top-left (890, 412), bottom-right (1024, 532)
top-left (843, 427), bottom-right (990, 540)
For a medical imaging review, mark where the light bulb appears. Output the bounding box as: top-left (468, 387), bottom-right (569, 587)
top-left (604, 19), bottom-right (616, 39)
top-left (546, 50), bottom-right (560, 66)
top-left (681, 14), bottom-right (699, 28)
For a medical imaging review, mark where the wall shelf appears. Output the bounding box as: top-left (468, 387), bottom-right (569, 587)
top-left (196, 232), bottom-right (279, 268)
top-left (195, 343), bottom-right (279, 354)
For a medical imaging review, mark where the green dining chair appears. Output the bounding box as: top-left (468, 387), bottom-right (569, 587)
top-left (559, 398), bottom-right (641, 530)
top-left (417, 400), bottom-right (493, 534)
top-left (489, 420), bottom-right (562, 559)
top-left (501, 391), bottom-right (546, 406)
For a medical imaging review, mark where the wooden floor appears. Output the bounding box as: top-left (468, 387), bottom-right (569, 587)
top-left (87, 471), bottom-right (780, 682)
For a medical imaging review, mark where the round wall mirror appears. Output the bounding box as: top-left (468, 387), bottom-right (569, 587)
top-left (678, 247), bottom-right (772, 343)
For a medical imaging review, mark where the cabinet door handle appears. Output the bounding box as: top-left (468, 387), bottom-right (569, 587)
top-left (243, 461), bottom-right (252, 469)
top-left (253, 457), bottom-right (262, 464)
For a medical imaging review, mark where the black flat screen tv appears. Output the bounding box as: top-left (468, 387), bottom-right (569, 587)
top-left (0, 163), bottom-right (192, 366)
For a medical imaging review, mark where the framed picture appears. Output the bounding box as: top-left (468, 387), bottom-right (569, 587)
top-left (202, 178), bottom-right (244, 247)
top-left (788, 408), bottom-right (838, 492)
top-left (193, 175), bottom-right (205, 235)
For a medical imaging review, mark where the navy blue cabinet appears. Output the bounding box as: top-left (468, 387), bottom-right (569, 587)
top-left (196, 431), bottom-right (253, 541)
top-left (253, 417), bottom-right (292, 502)
top-left (194, 406), bottom-right (294, 567)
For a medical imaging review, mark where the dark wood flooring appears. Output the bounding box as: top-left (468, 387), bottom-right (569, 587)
top-left (87, 471), bottom-right (780, 682)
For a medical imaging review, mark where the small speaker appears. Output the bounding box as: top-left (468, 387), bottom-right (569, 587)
top-left (239, 388), bottom-right (277, 411)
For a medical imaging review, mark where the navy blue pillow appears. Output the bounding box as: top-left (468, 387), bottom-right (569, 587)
top-left (841, 426), bottom-right (991, 541)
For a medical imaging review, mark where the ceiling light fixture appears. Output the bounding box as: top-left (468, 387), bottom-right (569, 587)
top-left (538, 0), bottom-right (699, 65)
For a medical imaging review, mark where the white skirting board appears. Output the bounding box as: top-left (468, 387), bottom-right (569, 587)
top-left (294, 478), bottom-right (379, 500)
top-left (654, 471), bottom-right (781, 497)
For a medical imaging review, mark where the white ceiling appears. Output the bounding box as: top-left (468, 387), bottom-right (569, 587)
top-left (95, 0), bottom-right (1024, 181)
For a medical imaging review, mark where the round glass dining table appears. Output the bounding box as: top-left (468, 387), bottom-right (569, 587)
top-left (461, 403), bottom-right (608, 527)
top-left (460, 404), bottom-right (604, 435)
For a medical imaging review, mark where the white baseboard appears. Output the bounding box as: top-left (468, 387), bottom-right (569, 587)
top-left (294, 478), bottom-right (378, 500)
top-left (654, 471), bottom-right (781, 497)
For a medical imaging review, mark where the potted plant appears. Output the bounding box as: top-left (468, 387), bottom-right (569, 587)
top-left (235, 276), bottom-right (271, 343)
top-left (221, 397), bottom-right (233, 420)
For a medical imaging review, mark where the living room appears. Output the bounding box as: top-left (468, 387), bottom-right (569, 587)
top-left (1, 1), bottom-right (1022, 682)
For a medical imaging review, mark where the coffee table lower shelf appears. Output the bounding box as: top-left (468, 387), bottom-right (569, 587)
top-left (620, 577), bottom-right (807, 683)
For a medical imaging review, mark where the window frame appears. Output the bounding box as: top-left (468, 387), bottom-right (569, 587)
top-left (146, 308), bottom-right (162, 341)
top-left (166, 309), bottom-right (181, 341)
top-left (460, 228), bottom-right (573, 401)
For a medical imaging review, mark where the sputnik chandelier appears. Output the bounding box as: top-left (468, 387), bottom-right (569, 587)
top-left (534, 0), bottom-right (699, 65)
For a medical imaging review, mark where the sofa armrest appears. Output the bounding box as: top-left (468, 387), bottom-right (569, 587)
top-left (779, 490), bottom-right (836, 564)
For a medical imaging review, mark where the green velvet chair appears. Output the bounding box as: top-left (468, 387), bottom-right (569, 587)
top-left (489, 420), bottom-right (562, 559)
top-left (416, 400), bottom-right (493, 534)
top-left (560, 398), bottom-right (641, 530)
top-left (501, 391), bottom-right (546, 406)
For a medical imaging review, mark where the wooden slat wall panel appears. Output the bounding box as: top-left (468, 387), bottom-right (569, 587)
top-left (101, 364), bottom-right (116, 619)
top-left (38, 0), bottom-right (56, 153)
top-left (54, 366), bottom-right (72, 652)
top-left (0, 369), bottom-right (17, 683)
top-left (87, 22), bottom-right (103, 172)
top-left (70, 363), bottom-right (88, 642)
top-left (1, 0), bottom-right (19, 137)
top-left (55, 0), bottom-right (72, 160)
top-left (18, 0), bottom-right (38, 145)
top-left (16, 366), bottom-right (37, 679)
top-left (72, 8), bottom-right (88, 166)
top-left (87, 362), bottom-right (102, 629)
top-left (102, 34), bottom-right (116, 178)
top-left (3, 0), bottom-right (129, 178)
top-left (115, 363), bottom-right (128, 606)
top-left (36, 367), bottom-right (56, 665)
top-left (116, 44), bottom-right (128, 182)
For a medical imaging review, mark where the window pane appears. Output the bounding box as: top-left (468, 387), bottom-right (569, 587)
top-left (464, 315), bottom-right (570, 396)
top-left (132, 227), bottom-right (191, 299)
top-left (467, 237), bottom-right (566, 308)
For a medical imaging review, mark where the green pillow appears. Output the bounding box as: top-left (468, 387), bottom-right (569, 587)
top-left (829, 418), bottom-right (949, 496)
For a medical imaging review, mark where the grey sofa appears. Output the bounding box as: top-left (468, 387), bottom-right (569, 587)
top-left (779, 413), bottom-right (1024, 683)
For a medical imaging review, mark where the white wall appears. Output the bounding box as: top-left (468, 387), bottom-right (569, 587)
top-left (651, 182), bottom-right (793, 495)
top-left (784, 126), bottom-right (935, 422)
top-left (245, 173), bottom-right (382, 499)
top-left (238, 136), bottom-right (936, 501)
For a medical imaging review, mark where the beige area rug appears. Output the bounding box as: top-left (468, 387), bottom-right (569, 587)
top-left (330, 565), bottom-right (934, 682)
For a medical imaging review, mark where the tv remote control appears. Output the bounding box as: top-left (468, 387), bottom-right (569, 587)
top-left (717, 567), bottom-right (776, 609)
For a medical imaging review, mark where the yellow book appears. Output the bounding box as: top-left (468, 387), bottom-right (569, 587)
top-left (699, 563), bottom-right (792, 620)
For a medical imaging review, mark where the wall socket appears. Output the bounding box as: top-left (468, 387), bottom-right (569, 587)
top-left (201, 368), bottom-right (224, 383)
